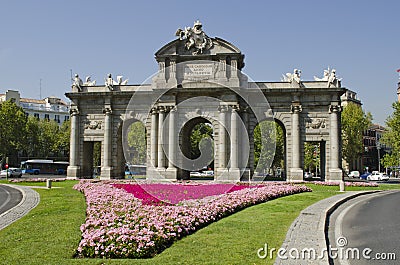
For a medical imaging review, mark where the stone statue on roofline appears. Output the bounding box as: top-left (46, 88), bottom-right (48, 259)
top-left (175, 20), bottom-right (213, 55)
top-left (282, 69), bottom-right (302, 85)
top-left (314, 67), bottom-right (342, 87)
top-left (105, 74), bottom-right (129, 90)
top-left (83, 76), bottom-right (96, 86)
top-left (72, 74), bottom-right (83, 91)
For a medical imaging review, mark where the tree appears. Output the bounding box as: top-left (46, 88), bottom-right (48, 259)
top-left (254, 121), bottom-right (284, 173)
top-left (24, 116), bottom-right (40, 158)
top-left (381, 102), bottom-right (400, 168)
top-left (127, 121), bottom-right (146, 165)
top-left (341, 102), bottom-right (372, 170)
top-left (55, 120), bottom-right (70, 157)
top-left (304, 142), bottom-right (320, 173)
top-left (190, 123), bottom-right (213, 159)
top-left (0, 100), bottom-right (28, 166)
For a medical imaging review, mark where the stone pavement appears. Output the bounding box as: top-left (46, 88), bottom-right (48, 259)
top-left (0, 184), bottom-right (40, 230)
top-left (274, 190), bottom-right (381, 265)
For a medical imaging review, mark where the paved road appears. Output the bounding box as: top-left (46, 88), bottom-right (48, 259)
top-left (0, 185), bottom-right (23, 215)
top-left (328, 191), bottom-right (400, 265)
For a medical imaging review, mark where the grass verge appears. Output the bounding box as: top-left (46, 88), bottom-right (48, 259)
top-left (0, 181), bottom-right (398, 265)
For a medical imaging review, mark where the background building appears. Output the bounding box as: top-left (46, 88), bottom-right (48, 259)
top-left (362, 124), bottom-right (388, 173)
top-left (0, 90), bottom-right (69, 123)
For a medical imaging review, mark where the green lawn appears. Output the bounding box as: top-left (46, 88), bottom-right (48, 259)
top-left (0, 180), bottom-right (398, 265)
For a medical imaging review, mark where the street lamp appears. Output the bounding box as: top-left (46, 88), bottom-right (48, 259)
top-left (377, 142), bottom-right (381, 173)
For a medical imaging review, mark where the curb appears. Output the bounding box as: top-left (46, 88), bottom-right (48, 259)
top-left (0, 184), bottom-right (40, 231)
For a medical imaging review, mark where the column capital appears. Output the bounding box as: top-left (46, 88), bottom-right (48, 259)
top-left (329, 104), bottom-right (342, 113)
top-left (165, 105), bottom-right (177, 112)
top-left (103, 107), bottom-right (112, 115)
top-left (290, 104), bottom-right (302, 113)
top-left (218, 105), bottom-right (229, 112)
top-left (69, 107), bottom-right (79, 116)
top-left (158, 106), bottom-right (166, 113)
top-left (229, 104), bottom-right (240, 112)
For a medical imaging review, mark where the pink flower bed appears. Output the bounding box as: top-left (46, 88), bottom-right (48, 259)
top-left (312, 181), bottom-right (379, 187)
top-left (112, 183), bottom-right (259, 205)
top-left (8, 177), bottom-right (70, 183)
top-left (74, 181), bottom-right (311, 259)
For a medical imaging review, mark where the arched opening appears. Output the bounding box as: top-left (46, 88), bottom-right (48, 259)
top-left (82, 141), bottom-right (101, 178)
top-left (179, 117), bottom-right (214, 180)
top-left (304, 141), bottom-right (326, 180)
top-left (253, 119), bottom-right (286, 180)
top-left (121, 119), bottom-right (147, 179)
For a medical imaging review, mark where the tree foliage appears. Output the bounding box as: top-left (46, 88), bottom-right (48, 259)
top-left (381, 101), bottom-right (400, 168)
top-left (190, 123), bottom-right (213, 160)
top-left (127, 121), bottom-right (146, 165)
top-left (341, 102), bottom-right (372, 169)
top-left (304, 142), bottom-right (320, 173)
top-left (254, 121), bottom-right (284, 172)
top-left (0, 100), bottom-right (28, 165)
top-left (0, 100), bottom-right (70, 166)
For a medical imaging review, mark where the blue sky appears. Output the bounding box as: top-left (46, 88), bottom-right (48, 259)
top-left (0, 0), bottom-right (398, 125)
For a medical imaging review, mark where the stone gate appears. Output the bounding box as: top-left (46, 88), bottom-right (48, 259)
top-left (66, 21), bottom-right (344, 182)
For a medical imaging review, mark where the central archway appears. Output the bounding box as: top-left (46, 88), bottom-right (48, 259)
top-left (179, 117), bottom-right (214, 180)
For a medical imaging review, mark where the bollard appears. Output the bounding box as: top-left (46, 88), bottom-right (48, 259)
top-left (46, 179), bottom-right (52, 189)
top-left (339, 180), bottom-right (345, 192)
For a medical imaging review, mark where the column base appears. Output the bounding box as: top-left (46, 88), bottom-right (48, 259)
top-left (165, 167), bottom-right (178, 180)
top-left (67, 166), bottom-right (80, 179)
top-left (100, 166), bottom-right (112, 180)
top-left (215, 168), bottom-right (241, 182)
top-left (326, 169), bottom-right (343, 182)
top-left (288, 168), bottom-right (304, 182)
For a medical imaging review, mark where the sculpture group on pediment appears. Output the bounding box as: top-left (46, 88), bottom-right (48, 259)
top-left (175, 20), bottom-right (213, 55)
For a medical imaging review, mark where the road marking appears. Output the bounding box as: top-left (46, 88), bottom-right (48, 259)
top-left (334, 190), bottom-right (399, 265)
top-left (0, 185), bottom-right (12, 212)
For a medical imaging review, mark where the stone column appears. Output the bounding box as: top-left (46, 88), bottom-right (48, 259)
top-left (328, 103), bottom-right (343, 181)
top-left (241, 109), bottom-right (250, 179)
top-left (289, 104), bottom-right (303, 182)
top-left (101, 106), bottom-right (112, 179)
top-left (216, 106), bottom-right (228, 181)
top-left (229, 106), bottom-right (240, 181)
top-left (230, 106), bottom-right (239, 168)
top-left (67, 107), bottom-right (80, 178)
top-left (157, 107), bottom-right (165, 170)
top-left (150, 108), bottom-right (158, 167)
top-left (218, 106), bottom-right (227, 168)
top-left (166, 107), bottom-right (177, 179)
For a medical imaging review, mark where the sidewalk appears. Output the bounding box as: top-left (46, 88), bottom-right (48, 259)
top-left (274, 190), bottom-right (381, 265)
top-left (0, 184), bottom-right (40, 230)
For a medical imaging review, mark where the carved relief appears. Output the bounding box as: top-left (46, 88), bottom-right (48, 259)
top-left (84, 120), bottom-right (102, 130)
top-left (305, 118), bottom-right (326, 129)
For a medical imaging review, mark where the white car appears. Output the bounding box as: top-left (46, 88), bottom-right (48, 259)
top-left (348, 171), bottom-right (360, 178)
top-left (0, 168), bottom-right (23, 178)
top-left (367, 171), bottom-right (389, 181)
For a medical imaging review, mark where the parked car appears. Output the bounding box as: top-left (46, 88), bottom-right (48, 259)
top-left (367, 171), bottom-right (389, 181)
top-left (360, 172), bottom-right (371, 180)
top-left (304, 172), bottom-right (313, 178)
top-left (0, 168), bottom-right (23, 178)
top-left (348, 171), bottom-right (360, 178)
